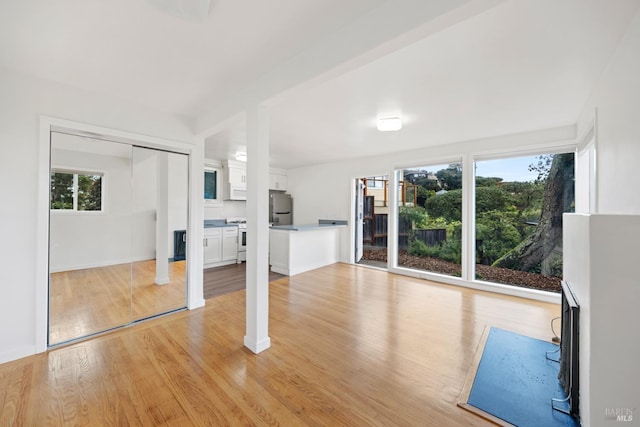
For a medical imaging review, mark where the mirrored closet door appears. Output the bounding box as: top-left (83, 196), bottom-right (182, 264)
top-left (48, 132), bottom-right (188, 346)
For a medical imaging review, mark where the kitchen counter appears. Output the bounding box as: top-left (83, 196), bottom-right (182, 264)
top-left (204, 219), bottom-right (238, 228)
top-left (270, 223), bottom-right (346, 232)
top-left (269, 220), bottom-right (346, 276)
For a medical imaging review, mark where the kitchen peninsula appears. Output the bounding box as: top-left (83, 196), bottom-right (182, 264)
top-left (269, 220), bottom-right (347, 276)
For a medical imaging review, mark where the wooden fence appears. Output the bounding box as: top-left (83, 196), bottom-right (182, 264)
top-left (364, 212), bottom-right (446, 249)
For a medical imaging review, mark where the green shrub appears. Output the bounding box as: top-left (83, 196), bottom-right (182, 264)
top-left (476, 210), bottom-right (522, 265)
top-left (439, 239), bottom-right (462, 264)
top-left (549, 255), bottom-right (563, 277)
top-left (399, 206), bottom-right (429, 229)
top-left (408, 239), bottom-right (440, 257)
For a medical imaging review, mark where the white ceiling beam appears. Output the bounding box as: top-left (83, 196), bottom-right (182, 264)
top-left (195, 0), bottom-right (505, 137)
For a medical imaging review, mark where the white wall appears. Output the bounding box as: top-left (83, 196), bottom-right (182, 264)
top-left (573, 7), bottom-right (640, 427)
top-left (578, 8), bottom-right (640, 214)
top-left (564, 215), bottom-right (640, 427)
top-left (50, 144), bottom-right (140, 271)
top-left (131, 147), bottom-right (158, 262)
top-left (0, 66), bottom-right (196, 364)
top-left (204, 200), bottom-right (247, 220)
top-left (50, 141), bottom-right (189, 270)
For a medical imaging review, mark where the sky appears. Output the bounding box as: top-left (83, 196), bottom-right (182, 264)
top-left (407, 155), bottom-right (542, 183)
top-left (475, 155), bottom-right (540, 182)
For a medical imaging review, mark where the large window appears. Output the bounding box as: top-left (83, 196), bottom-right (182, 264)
top-left (50, 170), bottom-right (103, 212)
top-left (474, 153), bottom-right (574, 292)
top-left (388, 152), bottom-right (575, 294)
top-left (397, 162), bottom-right (463, 278)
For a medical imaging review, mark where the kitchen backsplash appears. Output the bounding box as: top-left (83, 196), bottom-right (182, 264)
top-left (204, 200), bottom-right (247, 220)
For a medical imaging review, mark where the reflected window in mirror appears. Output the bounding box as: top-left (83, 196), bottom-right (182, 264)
top-left (50, 169), bottom-right (104, 212)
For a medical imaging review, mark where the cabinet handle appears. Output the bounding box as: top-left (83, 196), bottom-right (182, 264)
top-left (204, 238), bottom-right (208, 247)
top-left (183, 234), bottom-right (186, 243)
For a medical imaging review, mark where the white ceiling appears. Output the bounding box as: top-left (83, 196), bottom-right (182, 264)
top-left (231, 0), bottom-right (640, 169)
top-left (2, 0), bottom-right (639, 169)
top-left (0, 0), bottom-right (383, 117)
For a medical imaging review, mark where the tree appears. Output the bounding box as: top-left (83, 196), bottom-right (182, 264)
top-left (476, 176), bottom-right (502, 187)
top-left (399, 206), bottom-right (428, 229)
top-left (493, 153), bottom-right (574, 274)
top-left (436, 164), bottom-right (462, 190)
top-left (476, 210), bottom-right (522, 265)
top-left (425, 189), bottom-right (462, 222)
top-left (475, 186), bottom-right (513, 214)
top-left (528, 154), bottom-right (554, 184)
top-left (416, 186), bottom-right (432, 207)
top-left (77, 175), bottom-right (102, 211)
top-left (50, 172), bottom-right (74, 209)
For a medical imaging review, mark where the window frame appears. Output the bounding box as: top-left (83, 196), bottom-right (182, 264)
top-left (204, 162), bottom-right (223, 206)
top-left (394, 160), bottom-right (465, 279)
top-left (50, 167), bottom-right (105, 214)
top-left (386, 143), bottom-right (578, 298)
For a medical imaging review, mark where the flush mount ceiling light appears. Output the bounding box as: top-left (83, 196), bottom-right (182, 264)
top-left (376, 117), bottom-right (402, 132)
top-left (235, 152), bottom-right (247, 162)
top-left (146, 0), bottom-right (212, 22)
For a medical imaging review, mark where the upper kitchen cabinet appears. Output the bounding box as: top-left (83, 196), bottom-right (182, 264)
top-left (269, 168), bottom-right (287, 191)
top-left (223, 160), bottom-right (247, 200)
top-left (223, 160), bottom-right (288, 197)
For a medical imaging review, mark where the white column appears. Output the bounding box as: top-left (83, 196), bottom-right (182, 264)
top-left (187, 137), bottom-right (206, 309)
top-left (387, 169), bottom-right (399, 269)
top-left (244, 104), bottom-right (271, 353)
top-left (461, 152), bottom-right (475, 282)
top-left (155, 151), bottom-right (170, 285)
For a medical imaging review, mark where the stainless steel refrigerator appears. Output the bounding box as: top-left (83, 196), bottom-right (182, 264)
top-left (270, 192), bottom-right (293, 225)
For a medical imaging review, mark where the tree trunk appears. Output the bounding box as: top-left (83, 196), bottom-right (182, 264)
top-left (493, 153), bottom-right (574, 274)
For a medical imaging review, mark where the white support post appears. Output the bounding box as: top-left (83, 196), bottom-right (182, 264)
top-left (461, 153), bottom-right (475, 282)
top-left (387, 169), bottom-right (399, 269)
top-left (244, 104), bottom-right (271, 353)
top-left (155, 151), bottom-right (170, 285)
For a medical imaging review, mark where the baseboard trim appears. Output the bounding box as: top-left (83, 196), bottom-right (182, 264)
top-left (0, 345), bottom-right (37, 365)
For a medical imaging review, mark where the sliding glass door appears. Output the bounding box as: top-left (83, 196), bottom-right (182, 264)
top-left (48, 132), bottom-right (188, 345)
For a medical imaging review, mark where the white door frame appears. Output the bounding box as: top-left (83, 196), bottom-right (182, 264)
top-left (36, 116), bottom-right (205, 352)
top-left (355, 178), bottom-right (364, 263)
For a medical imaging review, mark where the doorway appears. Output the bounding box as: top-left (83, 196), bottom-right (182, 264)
top-left (354, 175), bottom-right (389, 269)
top-left (48, 132), bottom-right (188, 346)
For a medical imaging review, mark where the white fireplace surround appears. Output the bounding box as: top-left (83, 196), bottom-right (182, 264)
top-left (563, 214), bottom-right (640, 427)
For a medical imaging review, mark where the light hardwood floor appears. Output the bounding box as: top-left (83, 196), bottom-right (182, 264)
top-left (49, 260), bottom-right (186, 344)
top-left (204, 263), bottom-right (285, 299)
top-left (2, 263), bottom-right (559, 426)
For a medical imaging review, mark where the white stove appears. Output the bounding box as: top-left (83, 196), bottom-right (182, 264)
top-left (226, 217), bottom-right (246, 262)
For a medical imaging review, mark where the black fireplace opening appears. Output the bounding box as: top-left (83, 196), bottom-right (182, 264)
top-left (556, 280), bottom-right (580, 419)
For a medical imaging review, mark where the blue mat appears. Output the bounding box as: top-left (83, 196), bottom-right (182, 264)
top-left (467, 328), bottom-right (579, 427)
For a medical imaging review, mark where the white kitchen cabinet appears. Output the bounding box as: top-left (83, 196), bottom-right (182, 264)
top-left (269, 173), bottom-right (287, 191)
top-left (203, 228), bottom-right (222, 265)
top-left (222, 227), bottom-right (238, 261)
top-left (224, 160), bottom-right (247, 200)
top-left (204, 226), bottom-right (239, 267)
top-left (228, 166), bottom-right (246, 186)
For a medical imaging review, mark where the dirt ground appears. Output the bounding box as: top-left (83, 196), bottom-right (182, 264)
top-left (362, 249), bottom-right (561, 293)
